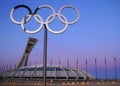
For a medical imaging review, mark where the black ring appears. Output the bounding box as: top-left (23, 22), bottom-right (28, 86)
top-left (14, 5), bottom-right (32, 14)
top-left (34, 7), bottom-right (39, 14)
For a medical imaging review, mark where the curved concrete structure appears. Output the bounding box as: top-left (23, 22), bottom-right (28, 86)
top-left (2, 65), bottom-right (94, 80)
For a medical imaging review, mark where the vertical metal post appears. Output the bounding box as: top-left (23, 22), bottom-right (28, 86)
top-left (36, 61), bottom-right (37, 79)
top-left (59, 60), bottom-right (60, 67)
top-left (50, 59), bottom-right (52, 78)
top-left (114, 57), bottom-right (117, 80)
top-left (76, 59), bottom-right (78, 80)
top-left (58, 60), bottom-right (61, 77)
top-left (1, 67), bottom-right (2, 78)
top-left (3, 66), bottom-right (4, 74)
top-left (67, 59), bottom-right (69, 79)
top-left (43, 24), bottom-right (47, 86)
top-left (29, 62), bottom-right (31, 77)
top-left (95, 58), bottom-right (98, 80)
top-left (105, 58), bottom-right (107, 80)
top-left (1, 67), bottom-right (3, 75)
top-left (86, 59), bottom-right (88, 80)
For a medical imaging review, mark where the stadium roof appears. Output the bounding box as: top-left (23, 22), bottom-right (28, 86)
top-left (1, 65), bottom-right (94, 80)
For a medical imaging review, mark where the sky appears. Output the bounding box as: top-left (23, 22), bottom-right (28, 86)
top-left (0, 0), bottom-right (120, 79)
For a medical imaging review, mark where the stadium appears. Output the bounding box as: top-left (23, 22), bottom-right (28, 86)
top-left (1, 65), bottom-right (94, 81)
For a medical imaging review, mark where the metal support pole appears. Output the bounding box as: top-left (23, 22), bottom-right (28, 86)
top-left (105, 58), bottom-right (107, 80)
top-left (76, 59), bottom-right (78, 80)
top-left (43, 24), bottom-right (47, 86)
top-left (50, 59), bottom-right (52, 78)
top-left (67, 59), bottom-right (69, 79)
top-left (59, 60), bottom-right (61, 67)
top-left (86, 59), bottom-right (88, 80)
top-left (58, 60), bottom-right (61, 77)
top-left (114, 57), bottom-right (117, 80)
top-left (95, 58), bottom-right (98, 80)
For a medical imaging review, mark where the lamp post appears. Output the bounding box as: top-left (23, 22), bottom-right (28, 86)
top-left (10, 4), bottom-right (80, 86)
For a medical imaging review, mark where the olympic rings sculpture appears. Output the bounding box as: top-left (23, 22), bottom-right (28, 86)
top-left (10, 5), bottom-right (80, 34)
